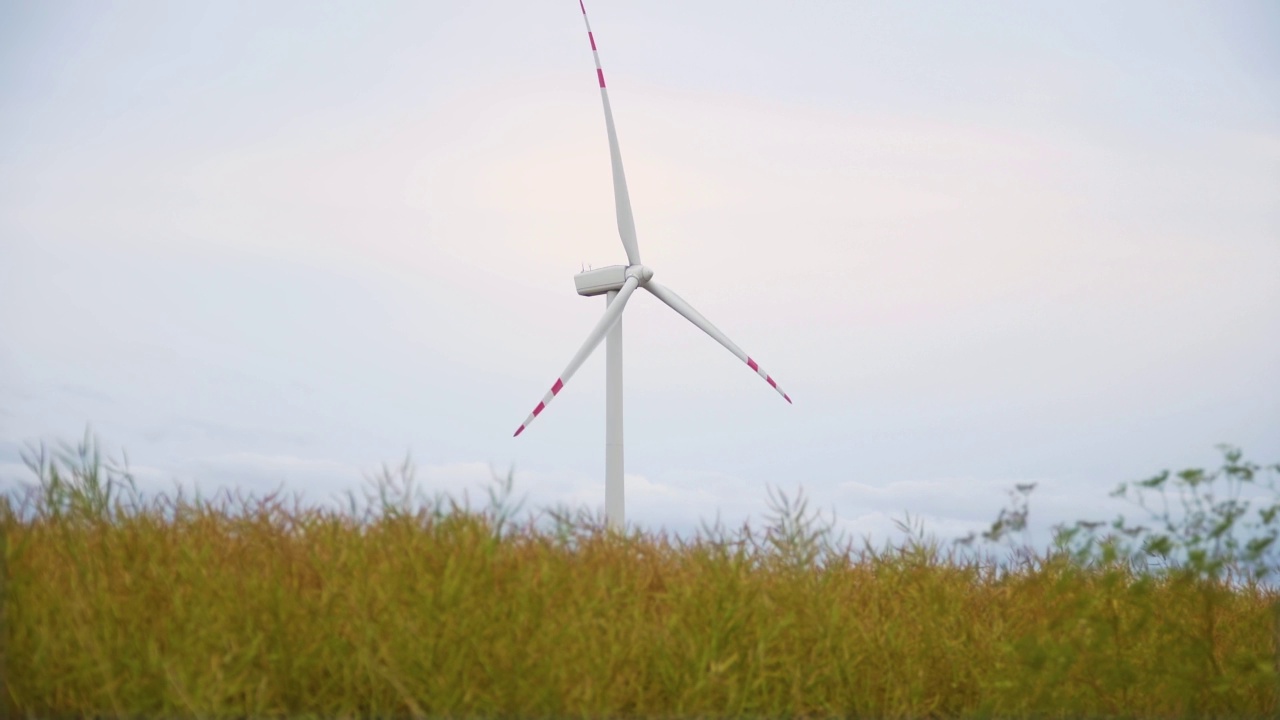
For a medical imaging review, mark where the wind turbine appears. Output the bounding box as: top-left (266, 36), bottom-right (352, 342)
top-left (513, 0), bottom-right (791, 530)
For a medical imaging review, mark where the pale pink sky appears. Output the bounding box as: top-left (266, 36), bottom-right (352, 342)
top-left (2, 0), bottom-right (1277, 540)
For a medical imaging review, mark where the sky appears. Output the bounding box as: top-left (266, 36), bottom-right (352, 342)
top-left (2, 0), bottom-right (1277, 544)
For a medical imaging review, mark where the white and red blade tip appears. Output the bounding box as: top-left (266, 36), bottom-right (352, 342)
top-left (580, 2), bottom-right (606, 88)
top-left (514, 378), bottom-right (566, 436)
top-left (747, 356), bottom-right (791, 403)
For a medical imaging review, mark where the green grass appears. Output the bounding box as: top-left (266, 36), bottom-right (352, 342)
top-left (2, 437), bottom-right (1278, 718)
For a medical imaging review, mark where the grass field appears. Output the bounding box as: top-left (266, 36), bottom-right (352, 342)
top-left (2, 437), bottom-right (1278, 718)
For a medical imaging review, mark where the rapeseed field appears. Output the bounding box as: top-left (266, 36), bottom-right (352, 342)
top-left (3, 437), bottom-right (1277, 718)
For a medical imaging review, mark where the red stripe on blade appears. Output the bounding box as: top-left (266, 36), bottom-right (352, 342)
top-left (532, 402), bottom-right (546, 416)
top-left (747, 358), bottom-right (759, 372)
top-left (784, 393), bottom-right (792, 404)
top-left (589, 32), bottom-right (596, 50)
top-left (579, 0), bottom-right (586, 13)
top-left (766, 376), bottom-right (777, 388)
top-left (597, 68), bottom-right (606, 87)
top-left (552, 378), bottom-right (564, 395)
top-left (514, 425), bottom-right (525, 437)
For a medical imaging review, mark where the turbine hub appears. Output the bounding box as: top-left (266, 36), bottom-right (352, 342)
top-left (626, 264), bottom-right (654, 285)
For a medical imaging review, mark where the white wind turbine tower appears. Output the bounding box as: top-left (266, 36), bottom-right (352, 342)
top-left (513, 0), bottom-right (791, 530)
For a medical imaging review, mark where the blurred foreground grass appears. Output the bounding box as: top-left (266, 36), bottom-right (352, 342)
top-left (2, 436), bottom-right (1278, 718)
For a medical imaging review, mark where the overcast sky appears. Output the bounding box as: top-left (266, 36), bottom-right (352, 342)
top-left (2, 0), bottom-right (1277, 543)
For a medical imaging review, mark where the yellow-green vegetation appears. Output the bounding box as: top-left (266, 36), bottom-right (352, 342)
top-left (2, 437), bottom-right (1278, 718)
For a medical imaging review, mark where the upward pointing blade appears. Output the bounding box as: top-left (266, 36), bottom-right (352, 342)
top-left (514, 275), bottom-right (642, 437)
top-left (578, 0), bottom-right (641, 266)
top-left (645, 281), bottom-right (792, 404)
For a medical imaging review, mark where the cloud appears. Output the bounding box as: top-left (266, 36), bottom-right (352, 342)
top-left (0, 461), bottom-right (29, 489)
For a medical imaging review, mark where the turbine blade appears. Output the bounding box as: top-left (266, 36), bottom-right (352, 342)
top-left (645, 281), bottom-right (792, 404)
top-left (577, 0), bottom-right (642, 266)
top-left (514, 276), bottom-right (641, 437)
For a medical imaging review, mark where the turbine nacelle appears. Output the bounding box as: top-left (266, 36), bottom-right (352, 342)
top-left (574, 263), bottom-right (653, 297)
